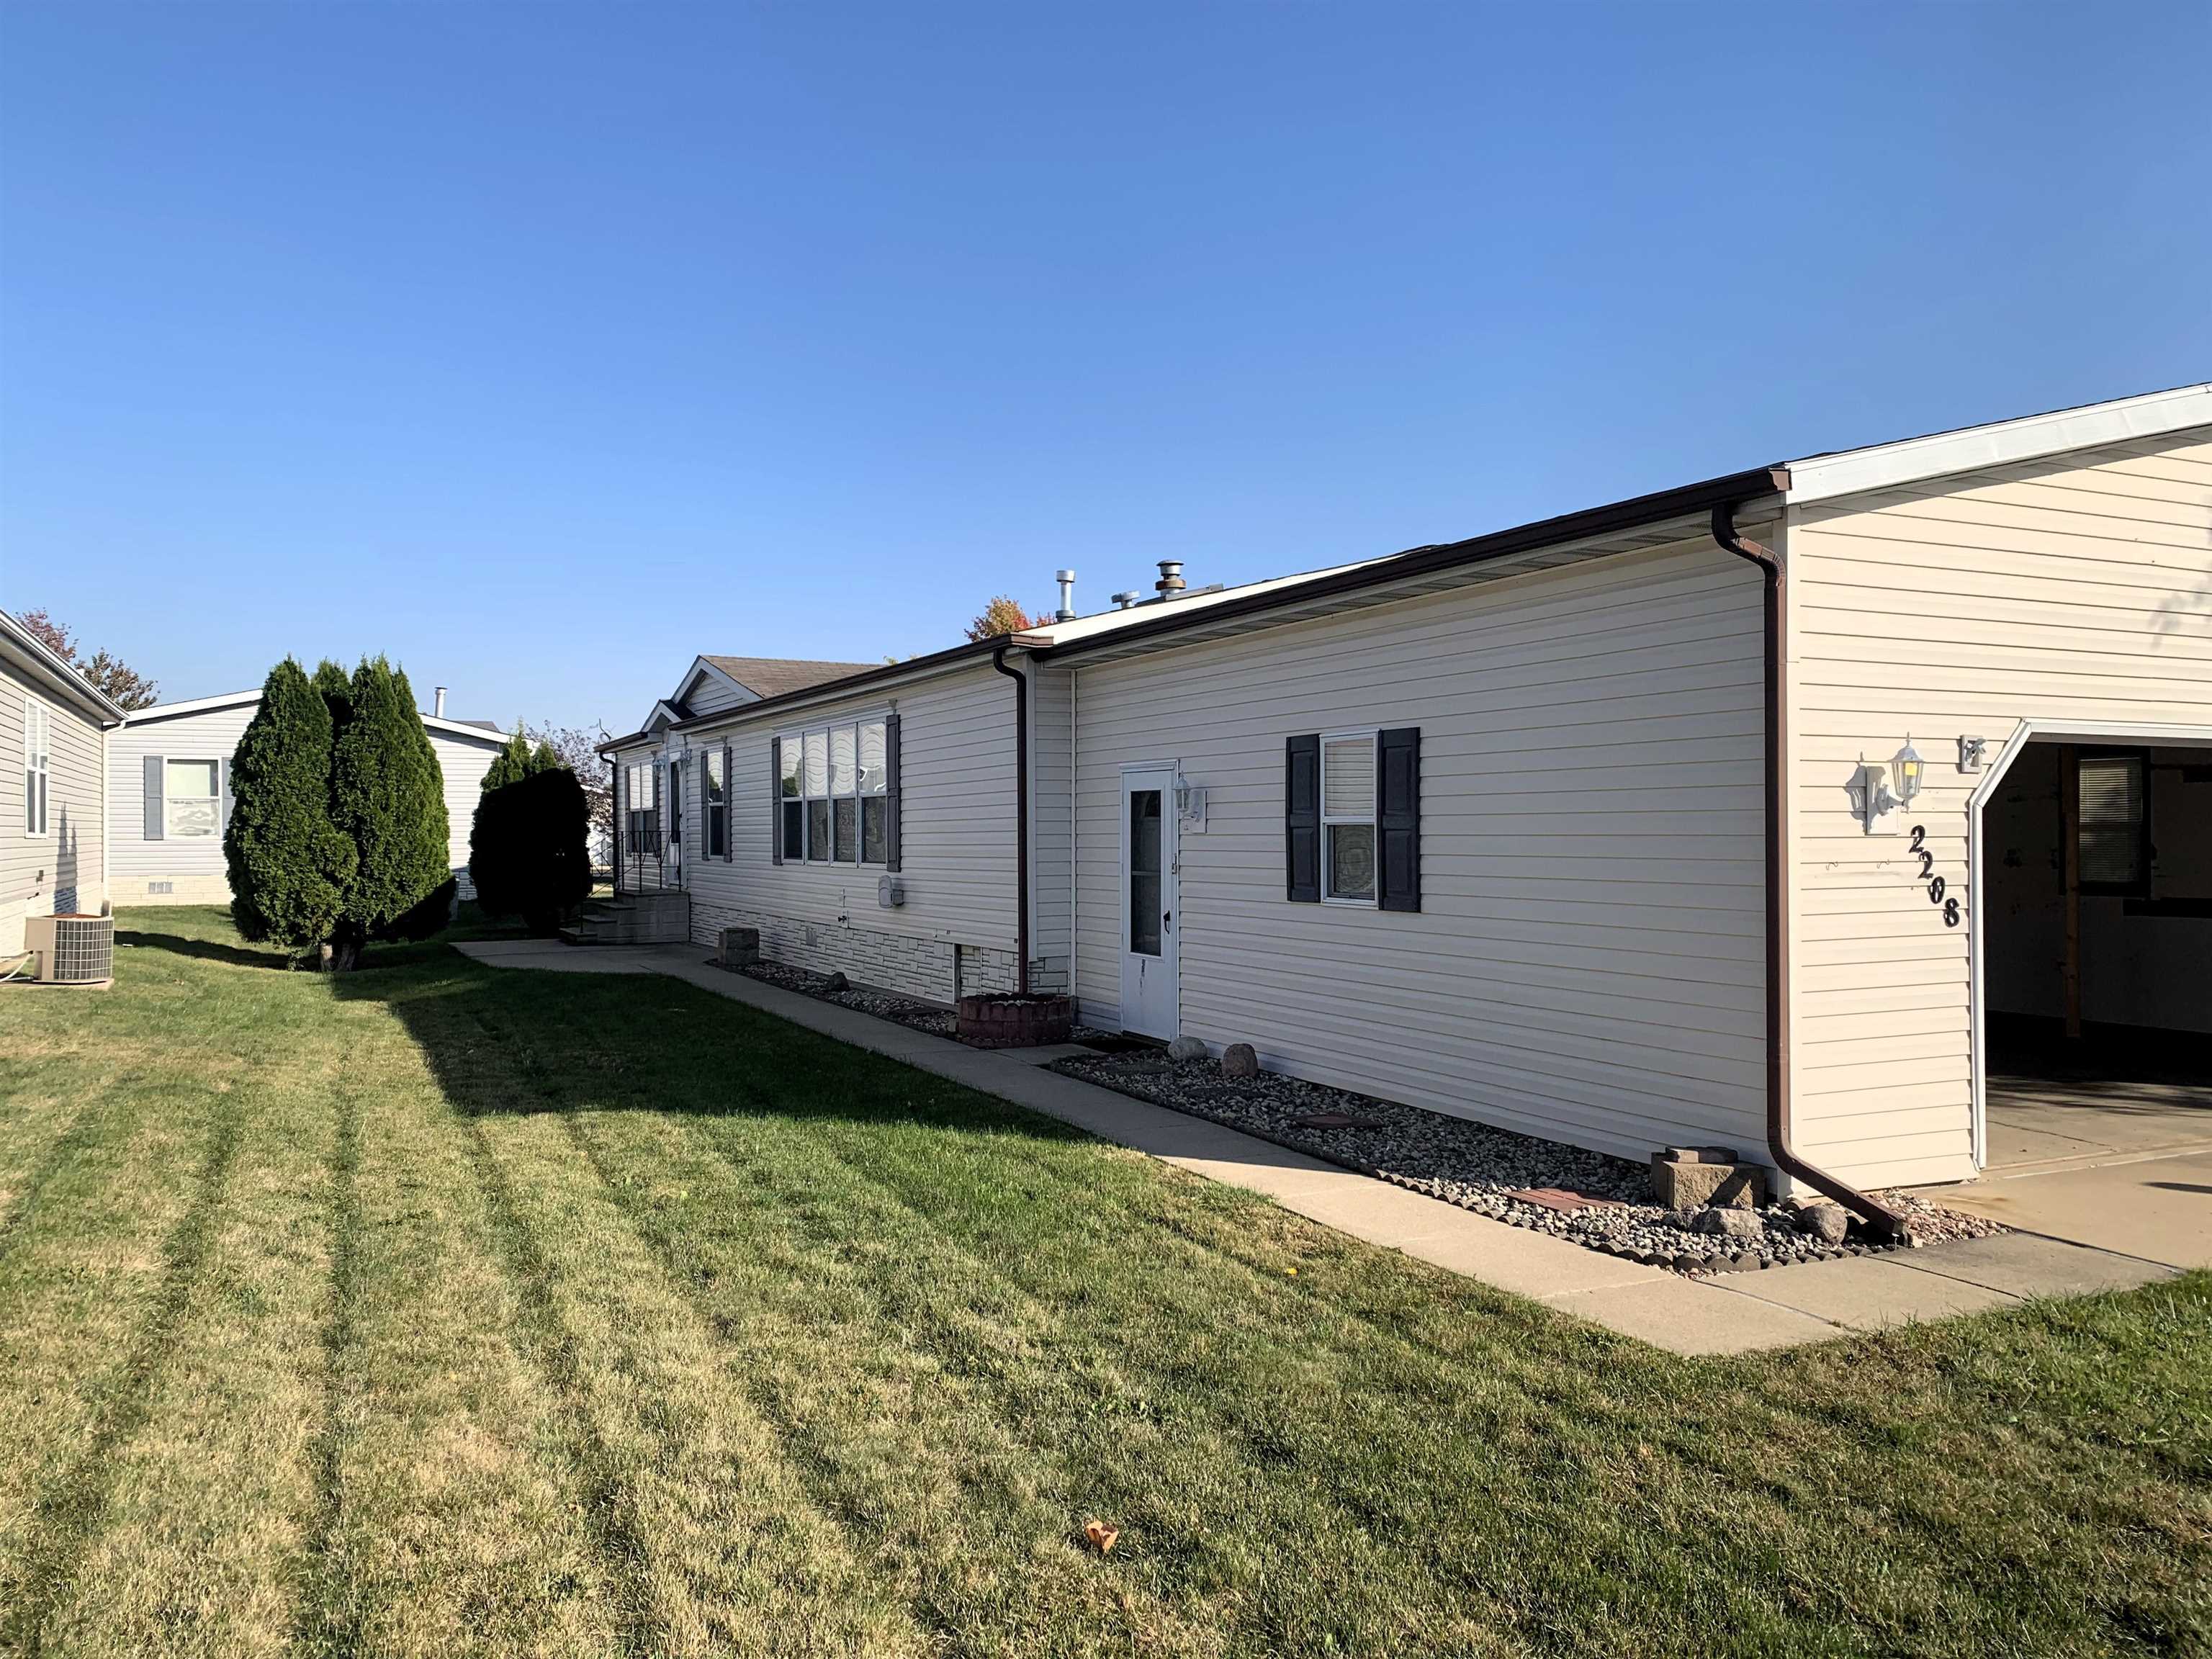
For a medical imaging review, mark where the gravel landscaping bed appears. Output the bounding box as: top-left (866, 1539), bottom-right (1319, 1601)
top-left (1047, 1049), bottom-right (2006, 1275)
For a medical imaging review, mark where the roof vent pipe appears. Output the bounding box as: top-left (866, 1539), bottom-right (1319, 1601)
top-left (433, 686), bottom-right (448, 719)
top-left (1054, 569), bottom-right (1077, 623)
top-left (1111, 590), bottom-right (1141, 610)
top-left (1156, 559), bottom-right (1186, 598)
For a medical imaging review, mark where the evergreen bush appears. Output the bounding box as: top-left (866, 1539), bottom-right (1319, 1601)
top-left (327, 658), bottom-right (452, 966)
top-left (224, 659), bottom-right (355, 953)
top-left (470, 760), bottom-right (592, 935)
top-left (481, 729), bottom-right (531, 793)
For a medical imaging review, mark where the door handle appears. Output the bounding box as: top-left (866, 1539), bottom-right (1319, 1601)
top-left (1163, 912), bottom-right (1172, 930)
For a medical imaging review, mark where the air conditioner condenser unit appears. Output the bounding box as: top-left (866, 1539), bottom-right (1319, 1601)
top-left (24, 913), bottom-right (115, 986)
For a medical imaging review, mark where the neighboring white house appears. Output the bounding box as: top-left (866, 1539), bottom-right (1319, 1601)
top-left (110, 687), bottom-right (512, 904)
top-left (602, 383), bottom-right (2212, 1222)
top-left (2, 607), bottom-right (126, 956)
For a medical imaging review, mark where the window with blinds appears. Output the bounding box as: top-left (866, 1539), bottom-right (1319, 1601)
top-left (1321, 732), bottom-right (1377, 903)
top-left (778, 717), bottom-right (890, 865)
top-left (2078, 753), bottom-right (2147, 893)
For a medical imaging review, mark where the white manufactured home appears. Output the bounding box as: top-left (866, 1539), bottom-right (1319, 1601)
top-left (2, 607), bottom-right (125, 957)
top-left (601, 384), bottom-right (2212, 1225)
top-left (109, 686), bottom-right (513, 904)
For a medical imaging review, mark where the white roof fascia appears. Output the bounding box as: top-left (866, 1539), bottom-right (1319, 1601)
top-left (1785, 382), bottom-right (2212, 505)
top-left (127, 688), bottom-right (505, 746)
top-left (423, 714), bottom-right (508, 746)
top-left (1025, 557), bottom-right (1390, 648)
top-left (122, 688), bottom-right (264, 724)
top-left (0, 609), bottom-right (131, 724)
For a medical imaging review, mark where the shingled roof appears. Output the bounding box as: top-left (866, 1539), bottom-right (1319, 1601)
top-left (703, 655), bottom-right (881, 700)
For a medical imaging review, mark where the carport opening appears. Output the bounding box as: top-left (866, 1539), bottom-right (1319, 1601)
top-left (1980, 739), bottom-right (2212, 1172)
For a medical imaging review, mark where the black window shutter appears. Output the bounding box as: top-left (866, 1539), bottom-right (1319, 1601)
top-left (769, 739), bottom-right (783, 864)
top-left (1377, 727), bottom-right (1421, 912)
top-left (723, 743), bottom-right (734, 861)
top-left (1285, 733), bottom-right (1319, 902)
top-left (884, 712), bottom-right (903, 872)
top-left (143, 754), bottom-right (166, 842)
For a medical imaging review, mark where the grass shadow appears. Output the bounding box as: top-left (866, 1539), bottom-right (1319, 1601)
top-left (328, 947), bottom-right (1088, 1149)
top-left (115, 929), bottom-right (296, 971)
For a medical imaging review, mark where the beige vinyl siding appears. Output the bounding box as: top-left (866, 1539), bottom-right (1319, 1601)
top-left (112, 701), bottom-right (504, 904)
top-left (680, 662), bottom-right (1019, 994)
top-left (1069, 539), bottom-right (1768, 1164)
top-left (2, 665), bottom-right (108, 953)
top-left (110, 701), bottom-right (256, 904)
top-left (1028, 662), bottom-right (1074, 992)
top-left (1786, 427), bottom-right (2212, 1188)
top-left (429, 731), bottom-right (503, 899)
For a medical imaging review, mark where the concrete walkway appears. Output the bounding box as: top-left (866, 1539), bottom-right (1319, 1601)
top-left (454, 938), bottom-right (2179, 1354)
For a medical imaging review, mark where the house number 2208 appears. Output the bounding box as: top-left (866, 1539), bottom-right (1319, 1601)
top-left (1908, 826), bottom-right (1961, 928)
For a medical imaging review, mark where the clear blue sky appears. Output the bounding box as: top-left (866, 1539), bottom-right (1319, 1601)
top-left (3, 4), bottom-right (2206, 737)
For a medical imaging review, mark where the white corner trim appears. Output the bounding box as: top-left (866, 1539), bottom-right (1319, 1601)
top-left (1786, 382), bottom-right (2212, 505)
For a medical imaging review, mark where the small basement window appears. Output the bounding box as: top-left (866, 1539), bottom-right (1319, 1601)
top-left (165, 759), bottom-right (220, 838)
top-left (1321, 732), bottom-right (1377, 903)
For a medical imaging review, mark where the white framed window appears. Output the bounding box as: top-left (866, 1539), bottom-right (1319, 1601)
top-left (780, 716), bottom-right (889, 865)
top-left (164, 758), bottom-right (220, 838)
top-left (1321, 731), bottom-right (1376, 904)
top-left (624, 760), bottom-right (659, 856)
top-left (23, 696), bottom-right (49, 837)
top-left (703, 747), bottom-right (727, 859)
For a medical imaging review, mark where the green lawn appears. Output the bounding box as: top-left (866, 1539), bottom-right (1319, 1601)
top-left (1, 908), bottom-right (2207, 1658)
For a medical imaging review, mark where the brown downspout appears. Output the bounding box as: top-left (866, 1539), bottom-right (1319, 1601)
top-left (991, 644), bottom-right (1031, 995)
top-left (1712, 502), bottom-right (1910, 1242)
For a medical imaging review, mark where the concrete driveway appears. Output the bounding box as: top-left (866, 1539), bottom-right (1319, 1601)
top-left (1935, 1151), bottom-right (2211, 1271)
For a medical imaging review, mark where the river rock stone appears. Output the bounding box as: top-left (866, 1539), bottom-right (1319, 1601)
top-left (1221, 1043), bottom-right (1260, 1079)
top-left (1166, 1035), bottom-right (1209, 1064)
top-left (1796, 1202), bottom-right (1851, 1244)
top-left (1692, 1205), bottom-right (1766, 1241)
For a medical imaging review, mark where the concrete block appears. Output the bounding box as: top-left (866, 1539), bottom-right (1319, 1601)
top-left (1650, 1154), bottom-right (1768, 1210)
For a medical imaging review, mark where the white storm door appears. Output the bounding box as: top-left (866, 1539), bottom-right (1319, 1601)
top-left (1119, 768), bottom-right (1178, 1040)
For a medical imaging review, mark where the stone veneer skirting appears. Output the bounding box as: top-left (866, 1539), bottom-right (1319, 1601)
top-left (690, 899), bottom-right (1019, 1004)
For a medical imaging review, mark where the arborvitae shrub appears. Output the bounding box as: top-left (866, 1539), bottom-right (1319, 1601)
top-left (470, 764), bottom-right (592, 935)
top-left (328, 657), bottom-right (452, 965)
top-left (224, 658), bottom-right (354, 955)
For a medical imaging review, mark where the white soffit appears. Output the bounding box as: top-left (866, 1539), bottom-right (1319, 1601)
top-left (1784, 381), bottom-right (2212, 505)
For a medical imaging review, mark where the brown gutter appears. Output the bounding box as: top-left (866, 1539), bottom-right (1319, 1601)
top-left (1710, 500), bottom-right (1910, 1243)
top-left (1036, 467), bottom-right (1791, 665)
top-left (990, 644), bottom-right (1031, 995)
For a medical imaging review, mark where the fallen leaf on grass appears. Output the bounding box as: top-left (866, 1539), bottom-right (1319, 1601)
top-left (1084, 1519), bottom-right (1120, 1554)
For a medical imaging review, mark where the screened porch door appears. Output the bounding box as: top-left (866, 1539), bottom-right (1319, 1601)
top-left (1118, 767), bottom-right (1178, 1040)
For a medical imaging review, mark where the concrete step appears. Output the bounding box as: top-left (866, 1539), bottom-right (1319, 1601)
top-left (562, 889), bottom-right (691, 946)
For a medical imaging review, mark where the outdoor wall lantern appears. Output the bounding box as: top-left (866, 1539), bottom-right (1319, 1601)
top-left (1890, 738), bottom-right (1925, 806)
top-left (1174, 776), bottom-right (1208, 832)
